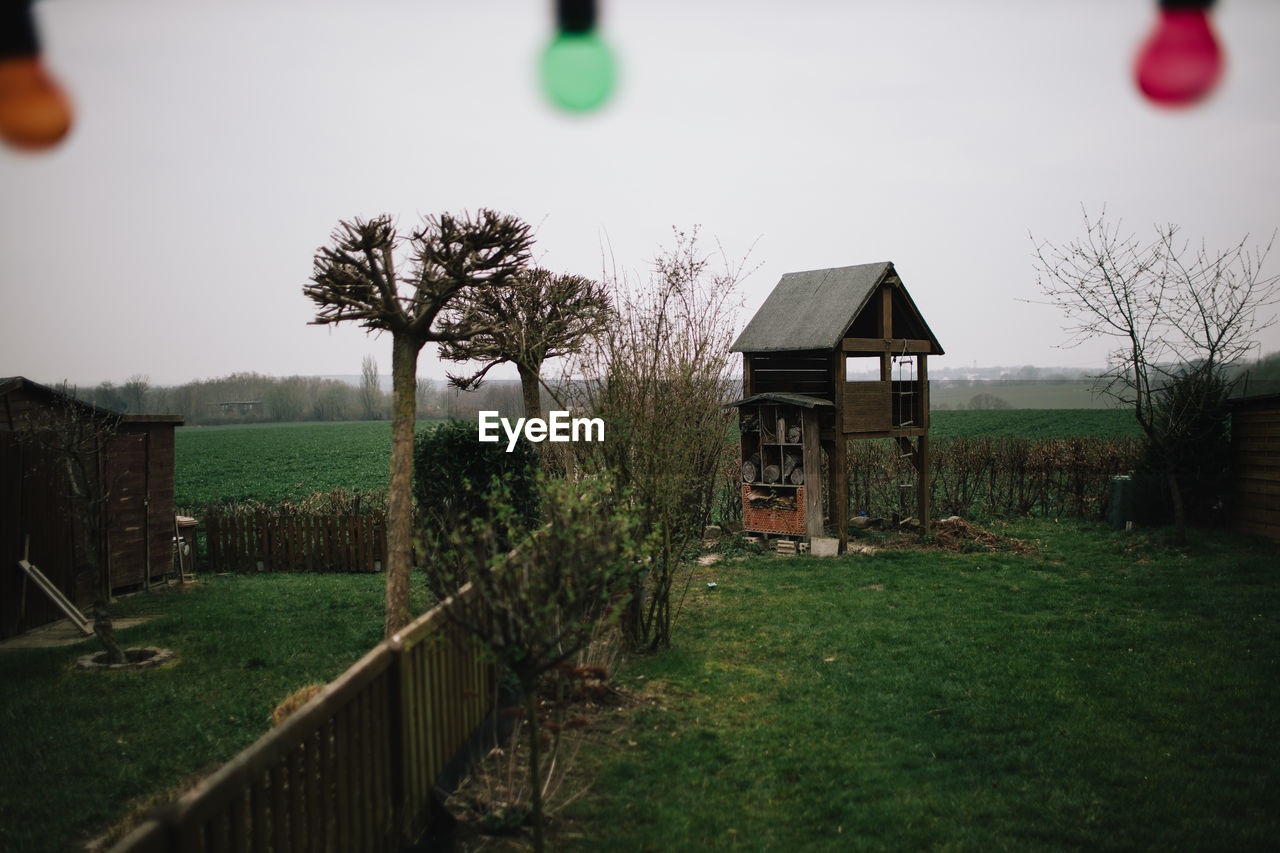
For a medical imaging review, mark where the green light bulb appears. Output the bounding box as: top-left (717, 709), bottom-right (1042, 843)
top-left (540, 31), bottom-right (616, 113)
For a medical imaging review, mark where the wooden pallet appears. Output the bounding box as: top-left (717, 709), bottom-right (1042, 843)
top-left (16, 559), bottom-right (92, 636)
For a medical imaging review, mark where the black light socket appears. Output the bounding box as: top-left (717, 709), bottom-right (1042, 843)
top-left (1, 1), bottom-right (39, 59)
top-left (1157, 0), bottom-right (1215, 10)
top-left (557, 0), bottom-right (597, 34)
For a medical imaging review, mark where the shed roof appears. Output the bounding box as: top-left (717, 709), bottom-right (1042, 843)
top-left (722, 392), bottom-right (836, 410)
top-left (730, 262), bottom-right (942, 355)
top-left (731, 263), bottom-right (891, 353)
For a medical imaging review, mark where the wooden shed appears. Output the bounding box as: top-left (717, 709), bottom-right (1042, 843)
top-left (730, 263), bottom-right (944, 550)
top-left (1, 377), bottom-right (183, 638)
top-left (1228, 392), bottom-right (1280, 542)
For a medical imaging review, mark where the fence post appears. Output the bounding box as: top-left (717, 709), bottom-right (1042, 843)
top-left (386, 632), bottom-right (408, 849)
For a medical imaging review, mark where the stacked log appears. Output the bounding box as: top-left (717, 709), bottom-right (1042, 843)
top-left (781, 451), bottom-right (800, 481)
top-left (788, 465), bottom-right (805, 485)
top-left (762, 463), bottom-right (782, 484)
top-left (786, 425), bottom-right (802, 443)
top-left (741, 452), bottom-right (762, 483)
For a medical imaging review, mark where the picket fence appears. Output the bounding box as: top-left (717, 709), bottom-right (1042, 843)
top-left (200, 510), bottom-right (388, 573)
top-left (110, 583), bottom-right (496, 853)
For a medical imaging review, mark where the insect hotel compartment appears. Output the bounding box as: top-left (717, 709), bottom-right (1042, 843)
top-left (738, 403), bottom-right (810, 536)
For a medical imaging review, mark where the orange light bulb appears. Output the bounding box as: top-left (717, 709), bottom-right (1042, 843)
top-left (0, 56), bottom-right (72, 151)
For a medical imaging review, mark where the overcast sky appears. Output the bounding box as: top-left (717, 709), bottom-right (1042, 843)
top-left (3, 0), bottom-right (1279, 387)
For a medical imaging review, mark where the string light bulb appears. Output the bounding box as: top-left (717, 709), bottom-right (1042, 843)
top-left (0, 0), bottom-right (72, 151)
top-left (541, 0), bottom-right (616, 113)
top-left (1134, 0), bottom-right (1224, 107)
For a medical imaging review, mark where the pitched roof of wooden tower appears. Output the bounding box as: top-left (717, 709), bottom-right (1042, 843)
top-left (730, 262), bottom-right (943, 355)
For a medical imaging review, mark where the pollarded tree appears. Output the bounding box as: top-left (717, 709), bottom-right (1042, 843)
top-left (1032, 208), bottom-right (1279, 545)
top-left (439, 266), bottom-right (612, 418)
top-left (305, 210), bottom-right (534, 637)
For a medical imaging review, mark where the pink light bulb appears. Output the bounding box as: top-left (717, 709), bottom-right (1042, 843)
top-left (1134, 8), bottom-right (1224, 107)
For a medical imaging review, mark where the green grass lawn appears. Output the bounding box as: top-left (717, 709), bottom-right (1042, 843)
top-left (558, 521), bottom-right (1279, 851)
top-left (2, 523), bottom-right (1273, 851)
top-left (0, 573), bottom-right (435, 853)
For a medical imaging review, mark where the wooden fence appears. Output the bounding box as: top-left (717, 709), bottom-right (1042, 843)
top-left (110, 583), bottom-right (496, 852)
top-left (201, 511), bottom-right (388, 573)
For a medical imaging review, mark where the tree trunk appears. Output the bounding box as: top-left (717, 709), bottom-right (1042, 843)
top-left (93, 600), bottom-right (127, 665)
top-left (1167, 468), bottom-right (1187, 548)
top-left (385, 335), bottom-right (420, 638)
top-left (518, 361), bottom-right (542, 420)
top-left (524, 687), bottom-right (545, 853)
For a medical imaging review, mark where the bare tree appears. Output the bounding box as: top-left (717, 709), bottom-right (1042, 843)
top-left (122, 374), bottom-right (150, 414)
top-left (305, 210), bottom-right (534, 637)
top-left (439, 266), bottom-right (613, 418)
top-left (359, 354), bottom-right (383, 420)
top-left (414, 376), bottom-right (440, 418)
top-left (1032, 208), bottom-right (1279, 544)
top-left (566, 228), bottom-right (751, 648)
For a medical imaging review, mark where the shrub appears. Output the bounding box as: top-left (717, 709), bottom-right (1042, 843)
top-left (411, 419), bottom-right (540, 537)
top-left (563, 228), bottom-right (748, 649)
top-left (847, 436), bottom-right (1143, 522)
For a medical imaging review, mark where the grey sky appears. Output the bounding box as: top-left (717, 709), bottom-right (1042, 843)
top-left (3, 0), bottom-right (1278, 387)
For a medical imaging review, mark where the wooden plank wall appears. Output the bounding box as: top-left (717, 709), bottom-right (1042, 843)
top-left (1232, 398), bottom-right (1280, 541)
top-left (105, 430), bottom-right (149, 589)
top-left (2, 388), bottom-right (181, 635)
top-left (140, 423), bottom-right (177, 585)
top-left (843, 382), bottom-right (892, 433)
top-left (1, 389), bottom-right (99, 638)
top-left (746, 350), bottom-right (831, 396)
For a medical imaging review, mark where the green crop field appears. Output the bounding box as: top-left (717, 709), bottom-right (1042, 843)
top-left (929, 408), bottom-right (1141, 439)
top-left (174, 421), bottom-right (398, 506)
top-left (177, 410), bottom-right (1142, 506)
top-left (928, 380), bottom-right (1120, 410)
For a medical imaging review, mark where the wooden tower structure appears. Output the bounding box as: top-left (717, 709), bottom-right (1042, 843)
top-left (729, 262), bottom-right (944, 550)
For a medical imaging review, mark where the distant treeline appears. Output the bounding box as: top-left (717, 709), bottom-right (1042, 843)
top-left (78, 372), bottom-right (530, 426)
top-left (75, 351), bottom-right (1280, 424)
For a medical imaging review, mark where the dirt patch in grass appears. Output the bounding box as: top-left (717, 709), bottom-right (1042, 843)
top-left (444, 676), bottom-right (647, 852)
top-left (930, 517), bottom-right (1034, 554)
top-left (843, 518), bottom-right (1034, 555)
top-left (877, 518), bottom-right (1033, 555)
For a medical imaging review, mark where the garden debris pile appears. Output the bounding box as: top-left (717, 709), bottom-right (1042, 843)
top-left (931, 517), bottom-right (1034, 554)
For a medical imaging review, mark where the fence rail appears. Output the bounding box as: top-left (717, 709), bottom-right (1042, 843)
top-left (110, 584), bottom-right (496, 853)
top-left (201, 510), bottom-right (388, 573)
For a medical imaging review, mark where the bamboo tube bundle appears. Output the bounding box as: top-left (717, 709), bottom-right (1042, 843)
top-left (741, 453), bottom-right (762, 483)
